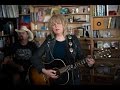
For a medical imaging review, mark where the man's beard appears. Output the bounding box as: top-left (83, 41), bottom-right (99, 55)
top-left (19, 36), bottom-right (25, 41)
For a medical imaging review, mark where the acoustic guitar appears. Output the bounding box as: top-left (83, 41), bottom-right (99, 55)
top-left (28, 59), bottom-right (87, 85)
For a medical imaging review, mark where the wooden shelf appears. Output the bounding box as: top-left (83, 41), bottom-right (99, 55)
top-left (31, 30), bottom-right (49, 32)
top-left (79, 38), bottom-right (91, 41)
top-left (94, 48), bottom-right (120, 50)
top-left (93, 38), bottom-right (120, 41)
top-left (95, 59), bottom-right (120, 62)
top-left (0, 35), bottom-right (10, 37)
top-left (32, 5), bottom-right (90, 7)
top-left (19, 14), bottom-right (30, 16)
top-left (92, 15), bottom-right (120, 18)
top-left (64, 13), bottom-right (90, 15)
top-left (68, 22), bottom-right (89, 24)
top-left (92, 74), bottom-right (114, 77)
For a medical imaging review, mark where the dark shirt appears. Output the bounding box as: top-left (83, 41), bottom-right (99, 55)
top-left (10, 41), bottom-right (38, 71)
top-left (53, 40), bottom-right (66, 60)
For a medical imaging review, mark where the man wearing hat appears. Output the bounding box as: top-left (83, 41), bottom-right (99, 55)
top-left (3, 26), bottom-right (38, 87)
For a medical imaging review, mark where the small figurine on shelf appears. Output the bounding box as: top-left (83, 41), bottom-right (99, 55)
top-left (83, 25), bottom-right (89, 38)
top-left (21, 5), bottom-right (30, 14)
top-left (85, 30), bottom-right (89, 38)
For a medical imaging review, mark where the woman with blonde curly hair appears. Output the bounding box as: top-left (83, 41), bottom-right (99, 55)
top-left (30, 14), bottom-right (95, 85)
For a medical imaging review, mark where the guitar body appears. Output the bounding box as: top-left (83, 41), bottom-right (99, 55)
top-left (28, 59), bottom-right (69, 85)
top-left (28, 66), bottom-right (50, 85)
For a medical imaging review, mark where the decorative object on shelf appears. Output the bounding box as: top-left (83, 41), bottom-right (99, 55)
top-left (38, 8), bottom-right (44, 22)
top-left (83, 7), bottom-right (86, 13)
top-left (51, 6), bottom-right (61, 15)
top-left (82, 24), bottom-right (91, 38)
top-left (85, 30), bottom-right (89, 38)
top-left (67, 27), bottom-right (74, 35)
top-left (3, 20), bottom-right (15, 35)
top-left (103, 42), bottom-right (111, 48)
top-left (20, 15), bottom-right (31, 29)
top-left (95, 64), bottom-right (111, 75)
top-left (94, 48), bottom-right (112, 59)
top-left (93, 17), bottom-right (108, 30)
top-left (43, 15), bottom-right (51, 22)
top-left (21, 5), bottom-right (30, 14)
top-left (111, 41), bottom-right (119, 49)
top-left (106, 5), bottom-right (118, 16)
top-left (77, 27), bottom-right (84, 37)
top-left (75, 7), bottom-right (79, 13)
top-left (6, 21), bottom-right (14, 35)
top-left (45, 7), bottom-right (51, 15)
top-left (41, 25), bottom-right (47, 30)
top-left (60, 8), bottom-right (70, 14)
top-left (71, 8), bottom-right (76, 14)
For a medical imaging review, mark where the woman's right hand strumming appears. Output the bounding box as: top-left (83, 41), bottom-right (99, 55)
top-left (42, 68), bottom-right (59, 79)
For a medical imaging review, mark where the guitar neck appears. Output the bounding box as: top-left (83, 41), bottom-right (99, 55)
top-left (59, 59), bottom-right (86, 74)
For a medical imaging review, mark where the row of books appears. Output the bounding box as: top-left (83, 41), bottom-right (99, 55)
top-left (30, 12), bottom-right (51, 23)
top-left (95, 41), bottom-right (120, 49)
top-left (0, 5), bottom-right (19, 18)
top-left (107, 17), bottom-right (120, 29)
top-left (92, 5), bottom-right (119, 16)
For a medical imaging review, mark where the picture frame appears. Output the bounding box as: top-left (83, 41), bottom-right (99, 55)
top-left (78, 28), bottom-right (84, 37)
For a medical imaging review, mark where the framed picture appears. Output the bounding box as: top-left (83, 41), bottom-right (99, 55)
top-left (78, 28), bottom-right (84, 37)
top-left (74, 28), bottom-right (84, 38)
top-left (97, 41), bottom-right (103, 48)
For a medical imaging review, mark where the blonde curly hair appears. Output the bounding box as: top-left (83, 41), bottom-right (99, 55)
top-left (48, 14), bottom-right (68, 38)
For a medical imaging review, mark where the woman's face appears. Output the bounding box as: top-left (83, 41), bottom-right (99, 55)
top-left (52, 22), bottom-right (64, 35)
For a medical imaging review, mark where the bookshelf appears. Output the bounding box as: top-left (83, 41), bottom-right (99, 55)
top-left (0, 5), bottom-right (19, 62)
top-left (18, 5), bottom-right (31, 29)
top-left (90, 5), bottom-right (120, 85)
